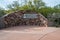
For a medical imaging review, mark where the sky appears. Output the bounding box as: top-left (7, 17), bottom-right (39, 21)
top-left (0, 0), bottom-right (60, 9)
top-left (43, 0), bottom-right (60, 7)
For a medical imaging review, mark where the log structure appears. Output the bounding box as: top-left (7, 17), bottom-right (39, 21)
top-left (0, 10), bottom-right (48, 28)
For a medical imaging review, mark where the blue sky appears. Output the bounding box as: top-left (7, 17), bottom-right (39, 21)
top-left (0, 0), bottom-right (60, 9)
top-left (43, 0), bottom-right (60, 7)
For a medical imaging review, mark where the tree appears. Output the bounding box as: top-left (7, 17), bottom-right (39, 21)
top-left (38, 7), bottom-right (54, 17)
top-left (54, 4), bottom-right (60, 9)
top-left (0, 7), bottom-right (6, 17)
top-left (54, 4), bottom-right (60, 13)
top-left (33, 0), bottom-right (45, 10)
top-left (25, 0), bottom-right (45, 12)
top-left (20, 0), bottom-right (35, 11)
top-left (12, 1), bottom-right (20, 10)
top-left (7, 1), bottom-right (20, 13)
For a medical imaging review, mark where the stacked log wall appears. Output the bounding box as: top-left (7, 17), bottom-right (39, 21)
top-left (0, 10), bottom-right (48, 29)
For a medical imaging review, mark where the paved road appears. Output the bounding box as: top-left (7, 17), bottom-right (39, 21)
top-left (39, 28), bottom-right (60, 40)
top-left (0, 26), bottom-right (60, 40)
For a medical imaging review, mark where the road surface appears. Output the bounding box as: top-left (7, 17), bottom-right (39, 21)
top-left (0, 26), bottom-right (60, 40)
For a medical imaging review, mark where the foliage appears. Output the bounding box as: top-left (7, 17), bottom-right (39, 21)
top-left (54, 4), bottom-right (60, 9)
top-left (33, 0), bottom-right (45, 9)
top-left (0, 7), bottom-right (6, 17)
top-left (7, 1), bottom-right (20, 13)
top-left (5, 0), bottom-right (60, 18)
top-left (0, 0), bottom-right (60, 27)
top-left (1, 0), bottom-right (60, 18)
